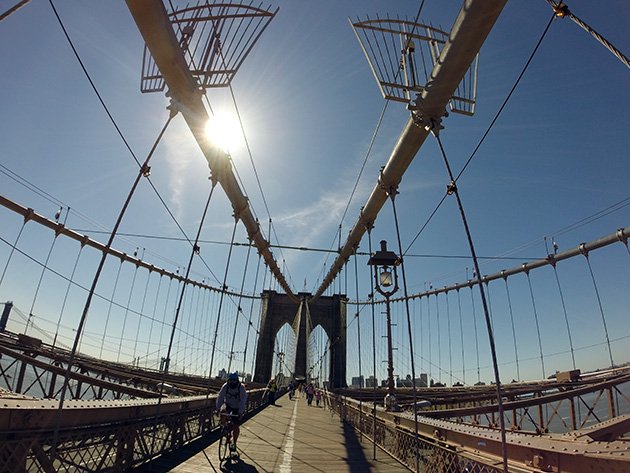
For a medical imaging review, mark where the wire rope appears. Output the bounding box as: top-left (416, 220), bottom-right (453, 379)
top-left (208, 217), bottom-right (239, 382)
top-left (524, 270), bottom-right (546, 379)
top-left (545, 0), bottom-right (630, 69)
top-left (502, 276), bottom-right (521, 381)
top-left (433, 130), bottom-right (508, 473)
top-left (582, 252), bottom-right (614, 368)
top-left (390, 193), bottom-right (420, 472)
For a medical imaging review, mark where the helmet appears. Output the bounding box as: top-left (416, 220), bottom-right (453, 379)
top-left (228, 372), bottom-right (239, 381)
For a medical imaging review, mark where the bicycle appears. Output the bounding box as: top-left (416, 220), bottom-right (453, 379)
top-left (217, 412), bottom-right (240, 463)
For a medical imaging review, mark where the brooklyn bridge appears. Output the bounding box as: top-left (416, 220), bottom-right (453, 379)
top-left (0, 0), bottom-right (629, 471)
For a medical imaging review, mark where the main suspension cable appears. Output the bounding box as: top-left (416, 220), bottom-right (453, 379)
top-left (545, 0), bottom-right (630, 70)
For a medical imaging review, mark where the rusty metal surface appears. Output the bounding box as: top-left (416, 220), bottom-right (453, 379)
top-left (327, 392), bottom-right (630, 472)
top-left (0, 389), bottom-right (268, 472)
top-left (0, 333), bottom-right (235, 400)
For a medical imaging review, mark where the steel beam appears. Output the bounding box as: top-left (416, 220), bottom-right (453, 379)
top-left (126, 0), bottom-right (296, 301)
top-left (313, 0), bottom-right (507, 299)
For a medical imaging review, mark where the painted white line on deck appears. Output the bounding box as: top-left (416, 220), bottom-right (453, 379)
top-left (279, 400), bottom-right (299, 473)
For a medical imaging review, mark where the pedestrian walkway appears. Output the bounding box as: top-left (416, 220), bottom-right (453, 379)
top-left (169, 393), bottom-right (409, 472)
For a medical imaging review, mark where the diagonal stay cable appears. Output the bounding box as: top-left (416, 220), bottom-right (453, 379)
top-left (403, 13), bottom-right (555, 257)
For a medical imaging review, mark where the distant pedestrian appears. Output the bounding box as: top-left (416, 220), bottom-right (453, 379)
top-left (306, 383), bottom-right (315, 406)
top-left (267, 378), bottom-right (278, 405)
top-left (315, 389), bottom-right (322, 407)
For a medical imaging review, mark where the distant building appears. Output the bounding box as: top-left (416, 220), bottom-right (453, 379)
top-left (244, 373), bottom-right (252, 383)
top-left (218, 368), bottom-right (227, 379)
top-left (351, 376), bottom-right (364, 388)
top-left (417, 373), bottom-right (428, 387)
top-left (365, 376), bottom-right (377, 388)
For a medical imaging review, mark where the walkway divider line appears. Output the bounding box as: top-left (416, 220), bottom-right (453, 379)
top-left (279, 401), bottom-right (299, 473)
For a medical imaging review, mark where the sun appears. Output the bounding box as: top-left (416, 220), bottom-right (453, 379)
top-left (204, 111), bottom-right (244, 154)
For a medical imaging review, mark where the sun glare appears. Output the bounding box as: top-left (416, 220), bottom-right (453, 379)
top-left (204, 112), bottom-right (243, 154)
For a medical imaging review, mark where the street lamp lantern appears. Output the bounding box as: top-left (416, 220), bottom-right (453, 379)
top-left (368, 240), bottom-right (400, 411)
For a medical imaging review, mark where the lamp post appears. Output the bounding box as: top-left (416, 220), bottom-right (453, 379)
top-left (368, 240), bottom-right (400, 411)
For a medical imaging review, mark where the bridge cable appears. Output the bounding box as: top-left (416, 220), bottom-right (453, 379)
top-left (242, 253), bottom-right (263, 375)
top-left (318, 1), bottom-right (428, 293)
top-left (0, 221), bottom-right (26, 290)
top-left (47, 100), bottom-right (176, 462)
top-left (432, 130), bottom-right (508, 473)
top-left (0, 0), bottom-right (31, 21)
top-left (53, 245), bottom-right (84, 349)
top-left (502, 276), bottom-right (521, 381)
top-left (545, 0), bottom-right (630, 70)
top-left (402, 14), bottom-right (555, 259)
top-left (427, 291), bottom-right (432, 385)
top-left (366, 227), bottom-right (378, 461)
top-left (549, 260), bottom-right (577, 370)
top-left (352, 248), bottom-right (363, 432)
top-left (454, 14), bottom-right (555, 183)
top-left (581, 249), bottom-right (615, 368)
top-left (144, 274), bottom-right (164, 368)
top-left (208, 216), bottom-right (240, 383)
top-left (228, 242), bottom-right (252, 374)
top-left (389, 191), bottom-right (421, 473)
top-left (116, 256), bottom-right (141, 362)
top-left (212, 27), bottom-right (296, 291)
top-left (98, 260), bottom-right (123, 358)
top-left (132, 260), bottom-right (153, 364)
top-left (435, 292), bottom-right (441, 384)
top-left (456, 289), bottom-right (466, 384)
top-left (250, 263), bottom-right (268, 377)
top-left (24, 233), bottom-right (59, 335)
top-left (49, 0), bottom-right (235, 306)
top-left (524, 270), bottom-right (546, 379)
top-left (159, 180), bottom-right (216, 392)
top-left (446, 292), bottom-right (453, 386)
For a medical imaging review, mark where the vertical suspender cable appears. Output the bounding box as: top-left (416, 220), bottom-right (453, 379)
top-left (457, 289), bottom-right (465, 384)
top-left (550, 263), bottom-right (576, 370)
top-left (503, 275), bottom-right (521, 381)
top-left (116, 263), bottom-right (140, 362)
top-left (582, 250), bottom-right (614, 367)
top-left (525, 270), bottom-right (546, 378)
top-left (435, 293), bottom-right (441, 384)
top-left (228, 242), bottom-right (252, 373)
top-left (25, 234), bottom-right (58, 334)
top-left (367, 227), bottom-right (378, 461)
top-left (54, 246), bottom-right (84, 349)
top-left (469, 286), bottom-right (481, 384)
top-left (353, 249), bottom-right (363, 435)
top-left (145, 275), bottom-right (164, 368)
top-left (132, 269), bottom-right (152, 363)
top-left (243, 253), bottom-right (262, 375)
top-left (251, 263), bottom-right (268, 377)
top-left (446, 292), bottom-right (453, 386)
top-left (390, 193), bottom-right (420, 473)
top-left (163, 180), bottom-right (217, 384)
top-left (433, 131), bottom-right (508, 473)
top-left (208, 216), bottom-right (239, 383)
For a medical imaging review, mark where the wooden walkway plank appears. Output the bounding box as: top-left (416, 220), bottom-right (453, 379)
top-left (169, 393), bottom-right (409, 472)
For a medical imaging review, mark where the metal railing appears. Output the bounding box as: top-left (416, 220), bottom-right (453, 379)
top-left (325, 393), bottom-right (502, 473)
top-left (0, 389), bottom-right (268, 473)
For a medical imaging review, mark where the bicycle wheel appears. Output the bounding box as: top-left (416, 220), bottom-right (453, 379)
top-left (218, 431), bottom-right (229, 462)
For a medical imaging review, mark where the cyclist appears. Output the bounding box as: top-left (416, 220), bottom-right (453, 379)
top-left (216, 372), bottom-right (248, 451)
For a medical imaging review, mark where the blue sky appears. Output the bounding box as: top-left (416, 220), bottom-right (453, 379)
top-left (0, 1), bottom-right (629, 384)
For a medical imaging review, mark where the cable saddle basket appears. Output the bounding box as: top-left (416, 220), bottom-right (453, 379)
top-left (141, 1), bottom-right (278, 93)
top-left (351, 15), bottom-right (478, 116)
